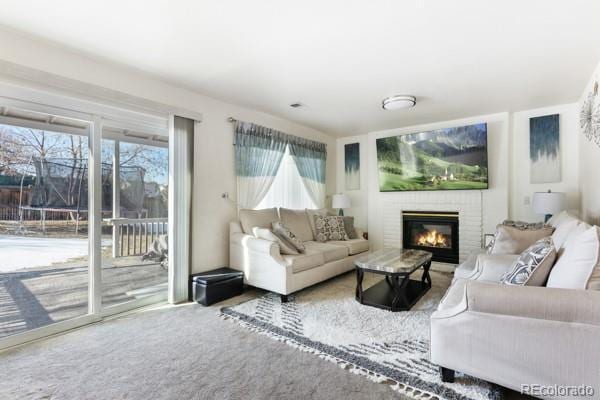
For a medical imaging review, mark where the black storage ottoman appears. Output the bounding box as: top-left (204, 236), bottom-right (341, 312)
top-left (189, 267), bottom-right (244, 306)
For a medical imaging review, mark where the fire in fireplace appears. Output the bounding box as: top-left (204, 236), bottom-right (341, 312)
top-left (402, 211), bottom-right (459, 264)
top-left (414, 229), bottom-right (451, 248)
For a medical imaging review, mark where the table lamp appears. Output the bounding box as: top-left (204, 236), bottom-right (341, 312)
top-left (332, 194), bottom-right (351, 216)
top-left (532, 190), bottom-right (566, 223)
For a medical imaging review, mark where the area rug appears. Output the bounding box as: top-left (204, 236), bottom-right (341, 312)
top-left (221, 270), bottom-right (502, 400)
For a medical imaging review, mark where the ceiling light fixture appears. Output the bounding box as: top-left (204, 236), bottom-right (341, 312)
top-left (382, 95), bottom-right (416, 110)
top-left (289, 102), bottom-right (305, 108)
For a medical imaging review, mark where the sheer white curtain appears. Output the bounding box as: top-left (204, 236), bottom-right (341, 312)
top-left (257, 146), bottom-right (317, 210)
top-left (235, 122), bottom-right (287, 209)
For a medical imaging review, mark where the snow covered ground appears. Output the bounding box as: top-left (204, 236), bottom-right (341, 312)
top-left (0, 235), bottom-right (109, 272)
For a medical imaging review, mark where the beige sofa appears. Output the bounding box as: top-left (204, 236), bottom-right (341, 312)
top-left (230, 207), bottom-right (369, 301)
top-left (430, 213), bottom-right (600, 398)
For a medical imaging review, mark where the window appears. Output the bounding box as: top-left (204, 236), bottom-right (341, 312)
top-left (257, 146), bottom-right (317, 210)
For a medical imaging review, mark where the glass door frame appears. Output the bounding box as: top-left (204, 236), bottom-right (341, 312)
top-left (0, 103), bottom-right (173, 351)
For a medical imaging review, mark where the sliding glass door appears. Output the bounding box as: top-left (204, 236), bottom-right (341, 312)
top-left (100, 136), bottom-right (169, 310)
top-left (0, 119), bottom-right (91, 340)
top-left (0, 100), bottom-right (171, 349)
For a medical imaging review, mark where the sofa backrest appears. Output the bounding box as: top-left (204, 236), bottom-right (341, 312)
top-left (279, 208), bottom-right (314, 242)
top-left (238, 208), bottom-right (279, 234)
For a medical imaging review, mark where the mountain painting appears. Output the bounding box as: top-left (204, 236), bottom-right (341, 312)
top-left (530, 114), bottom-right (560, 183)
top-left (376, 123), bottom-right (489, 191)
top-left (344, 142), bottom-right (360, 190)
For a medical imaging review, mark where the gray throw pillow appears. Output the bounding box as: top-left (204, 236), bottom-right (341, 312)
top-left (313, 215), bottom-right (349, 243)
top-left (252, 227), bottom-right (299, 255)
top-left (271, 221), bottom-right (305, 253)
top-left (500, 237), bottom-right (557, 286)
top-left (488, 224), bottom-right (554, 255)
top-left (342, 216), bottom-right (357, 239)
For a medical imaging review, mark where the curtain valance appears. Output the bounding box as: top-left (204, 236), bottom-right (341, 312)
top-left (234, 120), bottom-right (327, 208)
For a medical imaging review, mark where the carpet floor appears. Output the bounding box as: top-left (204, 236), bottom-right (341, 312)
top-left (0, 276), bottom-right (410, 400)
top-left (0, 270), bottom-right (526, 400)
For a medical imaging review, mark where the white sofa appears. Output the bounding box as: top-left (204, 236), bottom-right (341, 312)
top-left (430, 212), bottom-right (600, 398)
top-left (229, 207), bottom-right (369, 301)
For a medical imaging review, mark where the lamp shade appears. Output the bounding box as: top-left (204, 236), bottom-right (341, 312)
top-left (332, 194), bottom-right (351, 209)
top-left (532, 191), bottom-right (566, 215)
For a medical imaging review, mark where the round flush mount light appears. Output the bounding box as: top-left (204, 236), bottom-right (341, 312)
top-left (382, 95), bottom-right (416, 110)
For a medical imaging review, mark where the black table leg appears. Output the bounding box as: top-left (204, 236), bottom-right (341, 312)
top-left (391, 274), bottom-right (410, 311)
top-left (422, 261), bottom-right (432, 288)
top-left (355, 267), bottom-right (364, 302)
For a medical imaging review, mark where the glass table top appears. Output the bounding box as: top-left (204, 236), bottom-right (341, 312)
top-left (355, 248), bottom-right (432, 274)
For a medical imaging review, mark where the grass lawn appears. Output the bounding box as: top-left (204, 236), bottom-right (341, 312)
top-left (378, 171), bottom-right (487, 191)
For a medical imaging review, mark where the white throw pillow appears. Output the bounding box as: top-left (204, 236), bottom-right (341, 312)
top-left (559, 222), bottom-right (591, 257)
top-left (551, 217), bottom-right (579, 251)
top-left (547, 211), bottom-right (569, 228)
top-left (252, 227), bottom-right (299, 255)
top-left (546, 226), bottom-right (600, 290)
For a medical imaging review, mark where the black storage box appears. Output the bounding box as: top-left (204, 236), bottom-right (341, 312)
top-left (189, 267), bottom-right (244, 306)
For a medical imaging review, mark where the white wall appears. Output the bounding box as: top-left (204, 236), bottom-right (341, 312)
top-left (335, 135), bottom-right (369, 230)
top-left (510, 103), bottom-right (580, 222)
top-left (0, 28), bottom-right (337, 273)
top-left (337, 104), bottom-right (585, 250)
top-left (579, 61), bottom-right (600, 225)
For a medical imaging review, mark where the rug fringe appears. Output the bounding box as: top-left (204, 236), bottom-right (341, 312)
top-left (220, 312), bottom-right (441, 400)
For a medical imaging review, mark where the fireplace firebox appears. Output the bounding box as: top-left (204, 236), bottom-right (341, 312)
top-left (402, 211), bottom-right (459, 264)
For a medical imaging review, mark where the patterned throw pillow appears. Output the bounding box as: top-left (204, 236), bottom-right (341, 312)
top-left (313, 215), bottom-right (349, 242)
top-left (271, 221), bottom-right (305, 253)
top-left (500, 237), bottom-right (557, 286)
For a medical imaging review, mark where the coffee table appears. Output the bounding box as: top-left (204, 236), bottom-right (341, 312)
top-left (355, 248), bottom-right (433, 312)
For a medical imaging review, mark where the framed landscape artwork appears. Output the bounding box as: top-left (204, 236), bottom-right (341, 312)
top-left (530, 114), bottom-right (560, 183)
top-left (344, 142), bottom-right (360, 190)
top-left (375, 123), bottom-right (488, 192)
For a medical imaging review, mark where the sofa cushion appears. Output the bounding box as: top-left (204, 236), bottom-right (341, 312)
top-left (500, 237), bottom-right (557, 286)
top-left (551, 215), bottom-right (580, 251)
top-left (313, 215), bottom-right (349, 242)
top-left (547, 226), bottom-right (600, 290)
top-left (239, 208), bottom-right (279, 234)
top-left (279, 208), bottom-right (314, 242)
top-left (272, 221), bottom-right (305, 253)
top-left (283, 252), bottom-right (325, 273)
top-left (306, 208), bottom-right (334, 240)
top-left (328, 238), bottom-right (369, 255)
top-left (303, 241), bottom-right (349, 263)
top-left (252, 227), bottom-right (299, 255)
top-left (488, 225), bottom-right (553, 255)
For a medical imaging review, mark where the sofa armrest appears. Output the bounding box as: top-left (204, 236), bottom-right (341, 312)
top-left (230, 232), bottom-right (283, 259)
top-left (474, 253), bottom-right (518, 282)
top-left (466, 281), bottom-right (600, 326)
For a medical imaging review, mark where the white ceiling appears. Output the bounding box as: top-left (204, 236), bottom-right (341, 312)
top-left (0, 0), bottom-right (599, 137)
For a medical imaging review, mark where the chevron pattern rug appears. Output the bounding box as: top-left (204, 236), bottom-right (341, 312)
top-left (221, 270), bottom-right (502, 400)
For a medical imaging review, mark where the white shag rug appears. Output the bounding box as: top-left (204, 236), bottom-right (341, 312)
top-left (221, 270), bottom-right (502, 400)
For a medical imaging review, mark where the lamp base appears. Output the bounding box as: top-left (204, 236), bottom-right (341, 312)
top-left (544, 214), bottom-right (552, 223)
top-left (338, 209), bottom-right (344, 216)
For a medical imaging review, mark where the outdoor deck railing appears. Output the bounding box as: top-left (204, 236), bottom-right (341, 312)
top-left (107, 217), bottom-right (168, 257)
